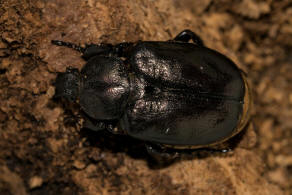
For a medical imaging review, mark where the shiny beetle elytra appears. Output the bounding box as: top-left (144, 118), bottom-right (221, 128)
top-left (52, 29), bottom-right (251, 156)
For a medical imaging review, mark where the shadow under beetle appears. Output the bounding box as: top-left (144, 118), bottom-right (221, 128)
top-left (52, 29), bottom-right (251, 158)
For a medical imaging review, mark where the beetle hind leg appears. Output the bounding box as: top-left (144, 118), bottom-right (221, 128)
top-left (145, 143), bottom-right (234, 164)
top-left (173, 29), bottom-right (204, 46)
top-left (145, 143), bottom-right (179, 164)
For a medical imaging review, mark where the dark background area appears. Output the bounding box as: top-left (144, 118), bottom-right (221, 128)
top-left (0, 0), bottom-right (291, 194)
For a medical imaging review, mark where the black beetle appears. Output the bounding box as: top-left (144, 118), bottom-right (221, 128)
top-left (52, 30), bottom-right (251, 156)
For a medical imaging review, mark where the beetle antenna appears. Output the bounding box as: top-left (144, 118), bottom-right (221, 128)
top-left (51, 40), bottom-right (86, 53)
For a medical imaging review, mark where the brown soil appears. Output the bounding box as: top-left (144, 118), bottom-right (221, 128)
top-left (0, 0), bottom-right (291, 194)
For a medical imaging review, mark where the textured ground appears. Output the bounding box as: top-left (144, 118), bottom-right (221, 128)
top-left (0, 0), bottom-right (291, 194)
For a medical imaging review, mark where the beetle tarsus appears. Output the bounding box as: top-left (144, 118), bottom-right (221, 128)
top-left (174, 29), bottom-right (204, 46)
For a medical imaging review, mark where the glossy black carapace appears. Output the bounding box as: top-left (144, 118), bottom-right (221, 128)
top-left (52, 30), bottom-right (251, 155)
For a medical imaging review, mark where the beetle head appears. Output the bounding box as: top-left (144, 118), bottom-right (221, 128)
top-left (54, 67), bottom-right (80, 102)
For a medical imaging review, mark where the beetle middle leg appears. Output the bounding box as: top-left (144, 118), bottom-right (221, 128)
top-left (173, 29), bottom-right (204, 46)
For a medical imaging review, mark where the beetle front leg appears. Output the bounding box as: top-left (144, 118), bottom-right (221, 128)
top-left (81, 43), bottom-right (114, 60)
top-left (173, 29), bottom-right (204, 46)
top-left (83, 119), bottom-right (125, 135)
top-left (83, 117), bottom-right (106, 131)
top-left (106, 124), bottom-right (125, 134)
top-left (82, 42), bottom-right (134, 59)
top-left (112, 42), bottom-right (135, 58)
